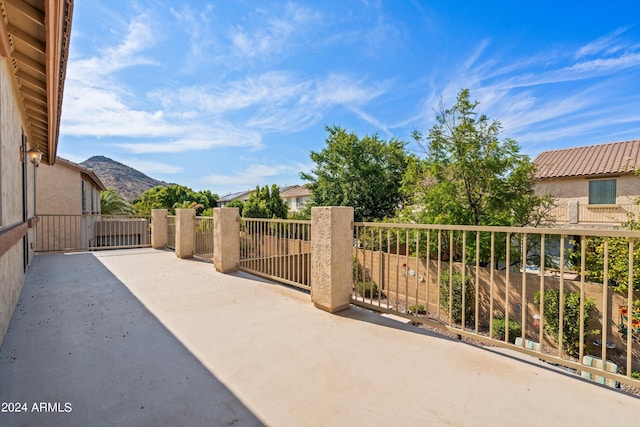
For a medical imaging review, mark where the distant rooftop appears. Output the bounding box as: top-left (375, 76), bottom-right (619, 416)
top-left (218, 190), bottom-right (254, 202)
top-left (281, 184), bottom-right (311, 198)
top-left (56, 157), bottom-right (106, 191)
top-left (533, 139), bottom-right (640, 179)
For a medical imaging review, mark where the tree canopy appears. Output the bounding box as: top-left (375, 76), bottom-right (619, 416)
top-left (132, 184), bottom-right (218, 216)
top-left (400, 89), bottom-right (551, 227)
top-left (301, 126), bottom-right (411, 222)
top-left (242, 184), bottom-right (288, 219)
top-left (100, 188), bottom-right (136, 215)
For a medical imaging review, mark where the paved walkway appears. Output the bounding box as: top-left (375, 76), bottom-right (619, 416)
top-left (1, 248), bottom-right (639, 426)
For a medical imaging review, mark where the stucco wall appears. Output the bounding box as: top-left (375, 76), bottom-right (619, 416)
top-left (536, 174), bottom-right (640, 206)
top-left (37, 162), bottom-right (82, 215)
top-left (0, 57), bottom-right (28, 346)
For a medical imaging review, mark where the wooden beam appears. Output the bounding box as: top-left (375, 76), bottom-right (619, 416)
top-left (16, 69), bottom-right (45, 91)
top-left (0, 8), bottom-right (11, 57)
top-left (7, 23), bottom-right (45, 54)
top-left (21, 85), bottom-right (47, 106)
top-left (25, 107), bottom-right (47, 125)
top-left (0, 222), bottom-right (28, 259)
top-left (12, 50), bottom-right (45, 77)
top-left (5, 0), bottom-right (45, 28)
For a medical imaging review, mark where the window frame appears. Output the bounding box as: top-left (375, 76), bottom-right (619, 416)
top-left (588, 179), bottom-right (617, 205)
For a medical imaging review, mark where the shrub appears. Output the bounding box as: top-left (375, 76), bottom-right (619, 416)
top-left (492, 317), bottom-right (522, 343)
top-left (533, 289), bottom-right (598, 356)
top-left (408, 304), bottom-right (426, 315)
top-left (439, 269), bottom-right (474, 324)
top-left (356, 281), bottom-right (378, 298)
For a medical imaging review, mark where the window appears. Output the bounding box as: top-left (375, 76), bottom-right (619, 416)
top-left (589, 179), bottom-right (616, 205)
top-left (81, 180), bottom-right (87, 212)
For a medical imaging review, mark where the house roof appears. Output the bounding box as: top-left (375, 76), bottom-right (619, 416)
top-left (218, 190), bottom-right (254, 203)
top-left (57, 157), bottom-right (106, 191)
top-left (281, 184), bottom-right (311, 198)
top-left (0, 0), bottom-right (74, 166)
top-left (533, 140), bottom-right (640, 179)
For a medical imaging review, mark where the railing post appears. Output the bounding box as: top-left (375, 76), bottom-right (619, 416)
top-left (175, 208), bottom-right (195, 259)
top-left (151, 209), bottom-right (168, 249)
top-left (311, 206), bottom-right (354, 313)
top-left (213, 208), bottom-right (240, 273)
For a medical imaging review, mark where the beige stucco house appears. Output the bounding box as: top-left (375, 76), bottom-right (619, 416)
top-left (533, 140), bottom-right (640, 227)
top-left (0, 0), bottom-right (73, 346)
top-left (217, 189), bottom-right (255, 207)
top-left (281, 184), bottom-right (311, 213)
top-left (37, 157), bottom-right (105, 215)
top-left (35, 157), bottom-right (106, 251)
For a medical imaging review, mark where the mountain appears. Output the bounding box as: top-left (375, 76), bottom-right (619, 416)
top-left (81, 156), bottom-right (169, 201)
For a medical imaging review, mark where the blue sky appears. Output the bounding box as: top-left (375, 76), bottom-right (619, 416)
top-left (58, 0), bottom-right (640, 196)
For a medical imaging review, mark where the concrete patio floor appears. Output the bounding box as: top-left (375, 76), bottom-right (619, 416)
top-left (1, 248), bottom-right (639, 426)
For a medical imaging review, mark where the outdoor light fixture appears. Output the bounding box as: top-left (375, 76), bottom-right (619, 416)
top-left (22, 146), bottom-right (43, 167)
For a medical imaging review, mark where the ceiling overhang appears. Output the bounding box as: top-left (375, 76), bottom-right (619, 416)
top-left (0, 0), bottom-right (73, 165)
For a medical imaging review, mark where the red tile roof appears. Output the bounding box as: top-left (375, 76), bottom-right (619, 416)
top-left (533, 140), bottom-right (640, 179)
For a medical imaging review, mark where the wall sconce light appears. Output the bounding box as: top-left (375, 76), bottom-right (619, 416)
top-left (21, 146), bottom-right (43, 167)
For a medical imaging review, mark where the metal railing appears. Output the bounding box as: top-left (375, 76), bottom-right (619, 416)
top-left (167, 215), bottom-right (176, 250)
top-left (546, 205), bottom-right (568, 223)
top-left (352, 222), bottom-right (640, 389)
top-left (194, 216), bottom-right (214, 262)
top-left (239, 218), bottom-right (312, 290)
top-left (35, 214), bottom-right (151, 252)
top-left (578, 204), bottom-right (640, 224)
top-left (545, 203), bottom-right (640, 225)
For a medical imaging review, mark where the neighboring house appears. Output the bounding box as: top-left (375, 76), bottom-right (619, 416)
top-left (0, 0), bottom-right (73, 345)
top-left (217, 185), bottom-right (298, 208)
top-left (36, 157), bottom-right (106, 251)
top-left (217, 189), bottom-right (255, 207)
top-left (37, 157), bottom-right (106, 216)
top-left (281, 184), bottom-right (311, 213)
top-left (533, 140), bottom-right (640, 227)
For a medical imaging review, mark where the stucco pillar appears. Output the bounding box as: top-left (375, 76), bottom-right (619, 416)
top-left (568, 200), bottom-right (579, 224)
top-left (175, 209), bottom-right (195, 259)
top-left (213, 208), bottom-right (240, 273)
top-left (311, 206), bottom-right (354, 313)
top-left (151, 209), bottom-right (168, 249)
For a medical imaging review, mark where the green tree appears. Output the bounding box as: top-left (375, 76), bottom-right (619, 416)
top-left (301, 126), bottom-right (411, 222)
top-left (534, 289), bottom-right (598, 355)
top-left (132, 185), bottom-right (218, 215)
top-left (403, 89), bottom-right (552, 228)
top-left (225, 199), bottom-right (245, 210)
top-left (100, 188), bottom-right (136, 215)
top-left (242, 184), bottom-right (288, 219)
top-left (400, 89), bottom-right (553, 266)
top-left (569, 218), bottom-right (640, 294)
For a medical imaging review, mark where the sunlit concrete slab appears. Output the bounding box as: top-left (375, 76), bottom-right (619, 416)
top-left (0, 250), bottom-right (261, 427)
top-left (1, 248), bottom-right (639, 426)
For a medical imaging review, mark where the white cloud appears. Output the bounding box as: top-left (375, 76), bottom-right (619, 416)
top-left (406, 29), bottom-right (640, 150)
top-left (61, 8), bottom-right (388, 155)
top-left (575, 27), bottom-right (630, 58)
top-left (204, 163), bottom-right (307, 194)
top-left (116, 124), bottom-right (262, 154)
top-left (149, 71), bottom-right (387, 134)
top-left (228, 2), bottom-right (321, 59)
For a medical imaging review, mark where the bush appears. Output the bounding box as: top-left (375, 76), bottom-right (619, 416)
top-left (533, 289), bottom-right (598, 356)
top-left (492, 317), bottom-right (522, 343)
top-left (439, 269), bottom-right (474, 324)
top-left (356, 281), bottom-right (378, 298)
top-left (408, 304), bottom-right (426, 315)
